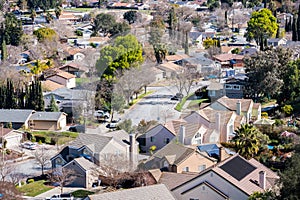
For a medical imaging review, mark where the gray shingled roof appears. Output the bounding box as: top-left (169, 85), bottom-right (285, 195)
top-left (69, 134), bottom-right (113, 153)
top-left (0, 109), bottom-right (34, 123)
top-left (146, 141), bottom-right (195, 166)
top-left (88, 184), bottom-right (176, 200)
top-left (71, 157), bottom-right (98, 171)
top-left (30, 112), bottom-right (65, 121)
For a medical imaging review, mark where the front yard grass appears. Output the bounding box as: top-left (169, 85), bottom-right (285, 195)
top-left (17, 180), bottom-right (53, 197)
top-left (72, 190), bottom-right (95, 198)
top-left (31, 131), bottom-right (78, 145)
top-left (125, 90), bottom-right (154, 109)
top-left (175, 93), bottom-right (194, 112)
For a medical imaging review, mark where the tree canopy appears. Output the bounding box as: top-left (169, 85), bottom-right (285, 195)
top-left (244, 47), bottom-right (293, 103)
top-left (123, 11), bottom-right (137, 24)
top-left (96, 34), bottom-right (143, 80)
top-left (33, 27), bottom-right (57, 42)
top-left (231, 124), bottom-right (270, 159)
top-left (1, 13), bottom-right (23, 46)
top-left (245, 8), bottom-right (278, 50)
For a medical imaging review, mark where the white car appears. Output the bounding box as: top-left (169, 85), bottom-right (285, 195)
top-left (94, 110), bottom-right (110, 119)
top-left (21, 142), bottom-right (37, 150)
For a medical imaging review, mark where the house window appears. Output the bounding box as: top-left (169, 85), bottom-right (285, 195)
top-left (164, 138), bottom-right (170, 144)
top-left (233, 85), bottom-right (240, 90)
top-left (198, 165), bottom-right (206, 172)
top-left (225, 85), bottom-right (232, 89)
top-left (229, 124), bottom-right (234, 134)
top-left (209, 90), bottom-right (215, 97)
top-left (183, 167), bottom-right (189, 172)
top-left (150, 136), bottom-right (155, 142)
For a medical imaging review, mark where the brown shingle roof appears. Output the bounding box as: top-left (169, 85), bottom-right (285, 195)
top-left (41, 80), bottom-right (64, 92)
top-left (157, 62), bottom-right (183, 72)
top-left (213, 54), bottom-right (244, 62)
top-left (216, 96), bottom-right (252, 113)
top-left (159, 171), bottom-right (198, 190)
top-left (166, 54), bottom-right (190, 62)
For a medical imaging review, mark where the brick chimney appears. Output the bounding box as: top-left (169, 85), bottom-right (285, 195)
top-left (179, 125), bottom-right (185, 145)
top-left (237, 100), bottom-right (241, 116)
top-left (215, 112), bottom-right (221, 132)
top-left (259, 171), bottom-right (266, 190)
top-left (219, 146), bottom-right (226, 162)
top-left (129, 133), bottom-right (137, 166)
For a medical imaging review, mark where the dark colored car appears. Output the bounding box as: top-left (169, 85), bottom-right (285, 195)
top-left (170, 96), bottom-right (179, 101)
top-left (69, 125), bottom-right (85, 133)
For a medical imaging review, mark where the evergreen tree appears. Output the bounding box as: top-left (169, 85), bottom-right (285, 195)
top-left (276, 27), bottom-right (280, 38)
top-left (297, 5), bottom-right (300, 41)
top-left (49, 95), bottom-right (59, 112)
top-left (292, 16), bottom-right (298, 41)
top-left (1, 38), bottom-right (7, 61)
top-left (36, 81), bottom-right (44, 111)
top-left (288, 16), bottom-right (292, 32)
top-left (285, 17), bottom-right (288, 32)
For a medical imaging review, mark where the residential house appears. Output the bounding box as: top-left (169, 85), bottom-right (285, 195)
top-left (63, 157), bottom-right (99, 188)
top-left (165, 119), bottom-right (208, 145)
top-left (240, 47), bottom-right (258, 57)
top-left (139, 141), bottom-right (217, 173)
top-left (213, 54), bottom-right (244, 68)
top-left (43, 88), bottom-right (95, 122)
top-left (181, 53), bottom-right (218, 74)
top-left (51, 132), bottom-right (138, 170)
top-left (165, 54), bottom-right (190, 65)
top-left (87, 184), bottom-right (176, 200)
top-left (41, 80), bottom-right (64, 92)
top-left (171, 154), bottom-right (279, 200)
top-left (156, 62), bottom-right (183, 78)
top-left (59, 62), bottom-right (89, 78)
top-left (136, 124), bottom-right (176, 153)
top-left (65, 47), bottom-right (85, 61)
top-left (209, 96), bottom-right (261, 123)
top-left (0, 128), bottom-right (24, 149)
top-left (46, 70), bottom-right (76, 89)
top-left (267, 38), bottom-right (287, 47)
top-left (158, 171), bottom-right (199, 191)
top-left (207, 82), bottom-right (225, 102)
top-left (0, 109), bottom-right (34, 129)
top-left (224, 75), bottom-right (247, 99)
top-left (183, 108), bottom-right (244, 143)
top-left (29, 112), bottom-right (67, 131)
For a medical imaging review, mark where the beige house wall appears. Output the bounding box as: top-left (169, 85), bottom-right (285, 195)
top-left (31, 120), bottom-right (57, 130)
top-left (175, 152), bottom-right (216, 173)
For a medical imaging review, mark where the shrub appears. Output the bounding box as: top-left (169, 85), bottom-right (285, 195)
top-left (282, 105), bottom-right (293, 116)
top-left (275, 119), bottom-right (284, 126)
top-left (261, 112), bottom-right (268, 118)
top-left (28, 179), bottom-right (34, 183)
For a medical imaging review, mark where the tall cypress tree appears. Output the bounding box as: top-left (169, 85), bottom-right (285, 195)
top-left (293, 15), bottom-right (298, 41)
top-left (1, 39), bottom-right (7, 61)
top-left (297, 5), bottom-right (300, 41)
top-left (285, 17), bottom-right (288, 32)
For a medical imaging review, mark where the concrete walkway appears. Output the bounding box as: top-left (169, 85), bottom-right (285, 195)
top-left (35, 187), bottom-right (85, 199)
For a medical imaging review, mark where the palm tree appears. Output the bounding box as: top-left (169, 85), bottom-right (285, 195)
top-left (232, 124), bottom-right (270, 159)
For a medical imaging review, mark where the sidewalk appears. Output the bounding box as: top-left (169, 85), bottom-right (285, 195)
top-left (35, 187), bottom-right (85, 198)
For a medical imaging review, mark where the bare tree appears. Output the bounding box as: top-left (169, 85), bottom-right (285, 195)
top-left (0, 182), bottom-right (23, 200)
top-left (49, 168), bottom-right (77, 194)
top-left (171, 68), bottom-right (197, 96)
top-left (0, 161), bottom-right (16, 182)
top-left (34, 145), bottom-right (51, 175)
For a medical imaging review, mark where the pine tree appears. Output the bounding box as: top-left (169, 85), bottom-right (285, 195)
top-left (285, 17), bottom-right (288, 32)
top-left (1, 39), bottom-right (7, 61)
top-left (36, 81), bottom-right (44, 111)
top-left (292, 15), bottom-right (298, 41)
top-left (297, 5), bottom-right (300, 41)
top-left (49, 95), bottom-right (59, 112)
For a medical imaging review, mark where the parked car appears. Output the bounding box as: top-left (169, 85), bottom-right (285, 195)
top-left (94, 110), bottom-right (110, 119)
top-left (170, 96), bottom-right (179, 101)
top-left (21, 142), bottom-right (37, 150)
top-left (69, 125), bottom-right (85, 133)
top-left (106, 118), bottom-right (121, 129)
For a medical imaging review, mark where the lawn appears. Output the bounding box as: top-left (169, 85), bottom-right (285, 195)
top-left (76, 77), bottom-right (99, 87)
top-left (17, 180), bottom-right (53, 197)
top-left (72, 190), bottom-right (95, 198)
top-left (126, 90), bottom-right (154, 108)
top-left (175, 93), bottom-right (194, 112)
top-left (31, 131), bottom-right (78, 145)
top-left (64, 7), bottom-right (94, 12)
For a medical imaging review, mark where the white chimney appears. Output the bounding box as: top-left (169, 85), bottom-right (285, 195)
top-left (259, 171), bottom-right (266, 190)
top-left (215, 113), bottom-right (221, 132)
top-left (179, 125), bottom-right (185, 145)
top-left (129, 133), bottom-right (137, 165)
top-left (237, 100), bottom-right (241, 116)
